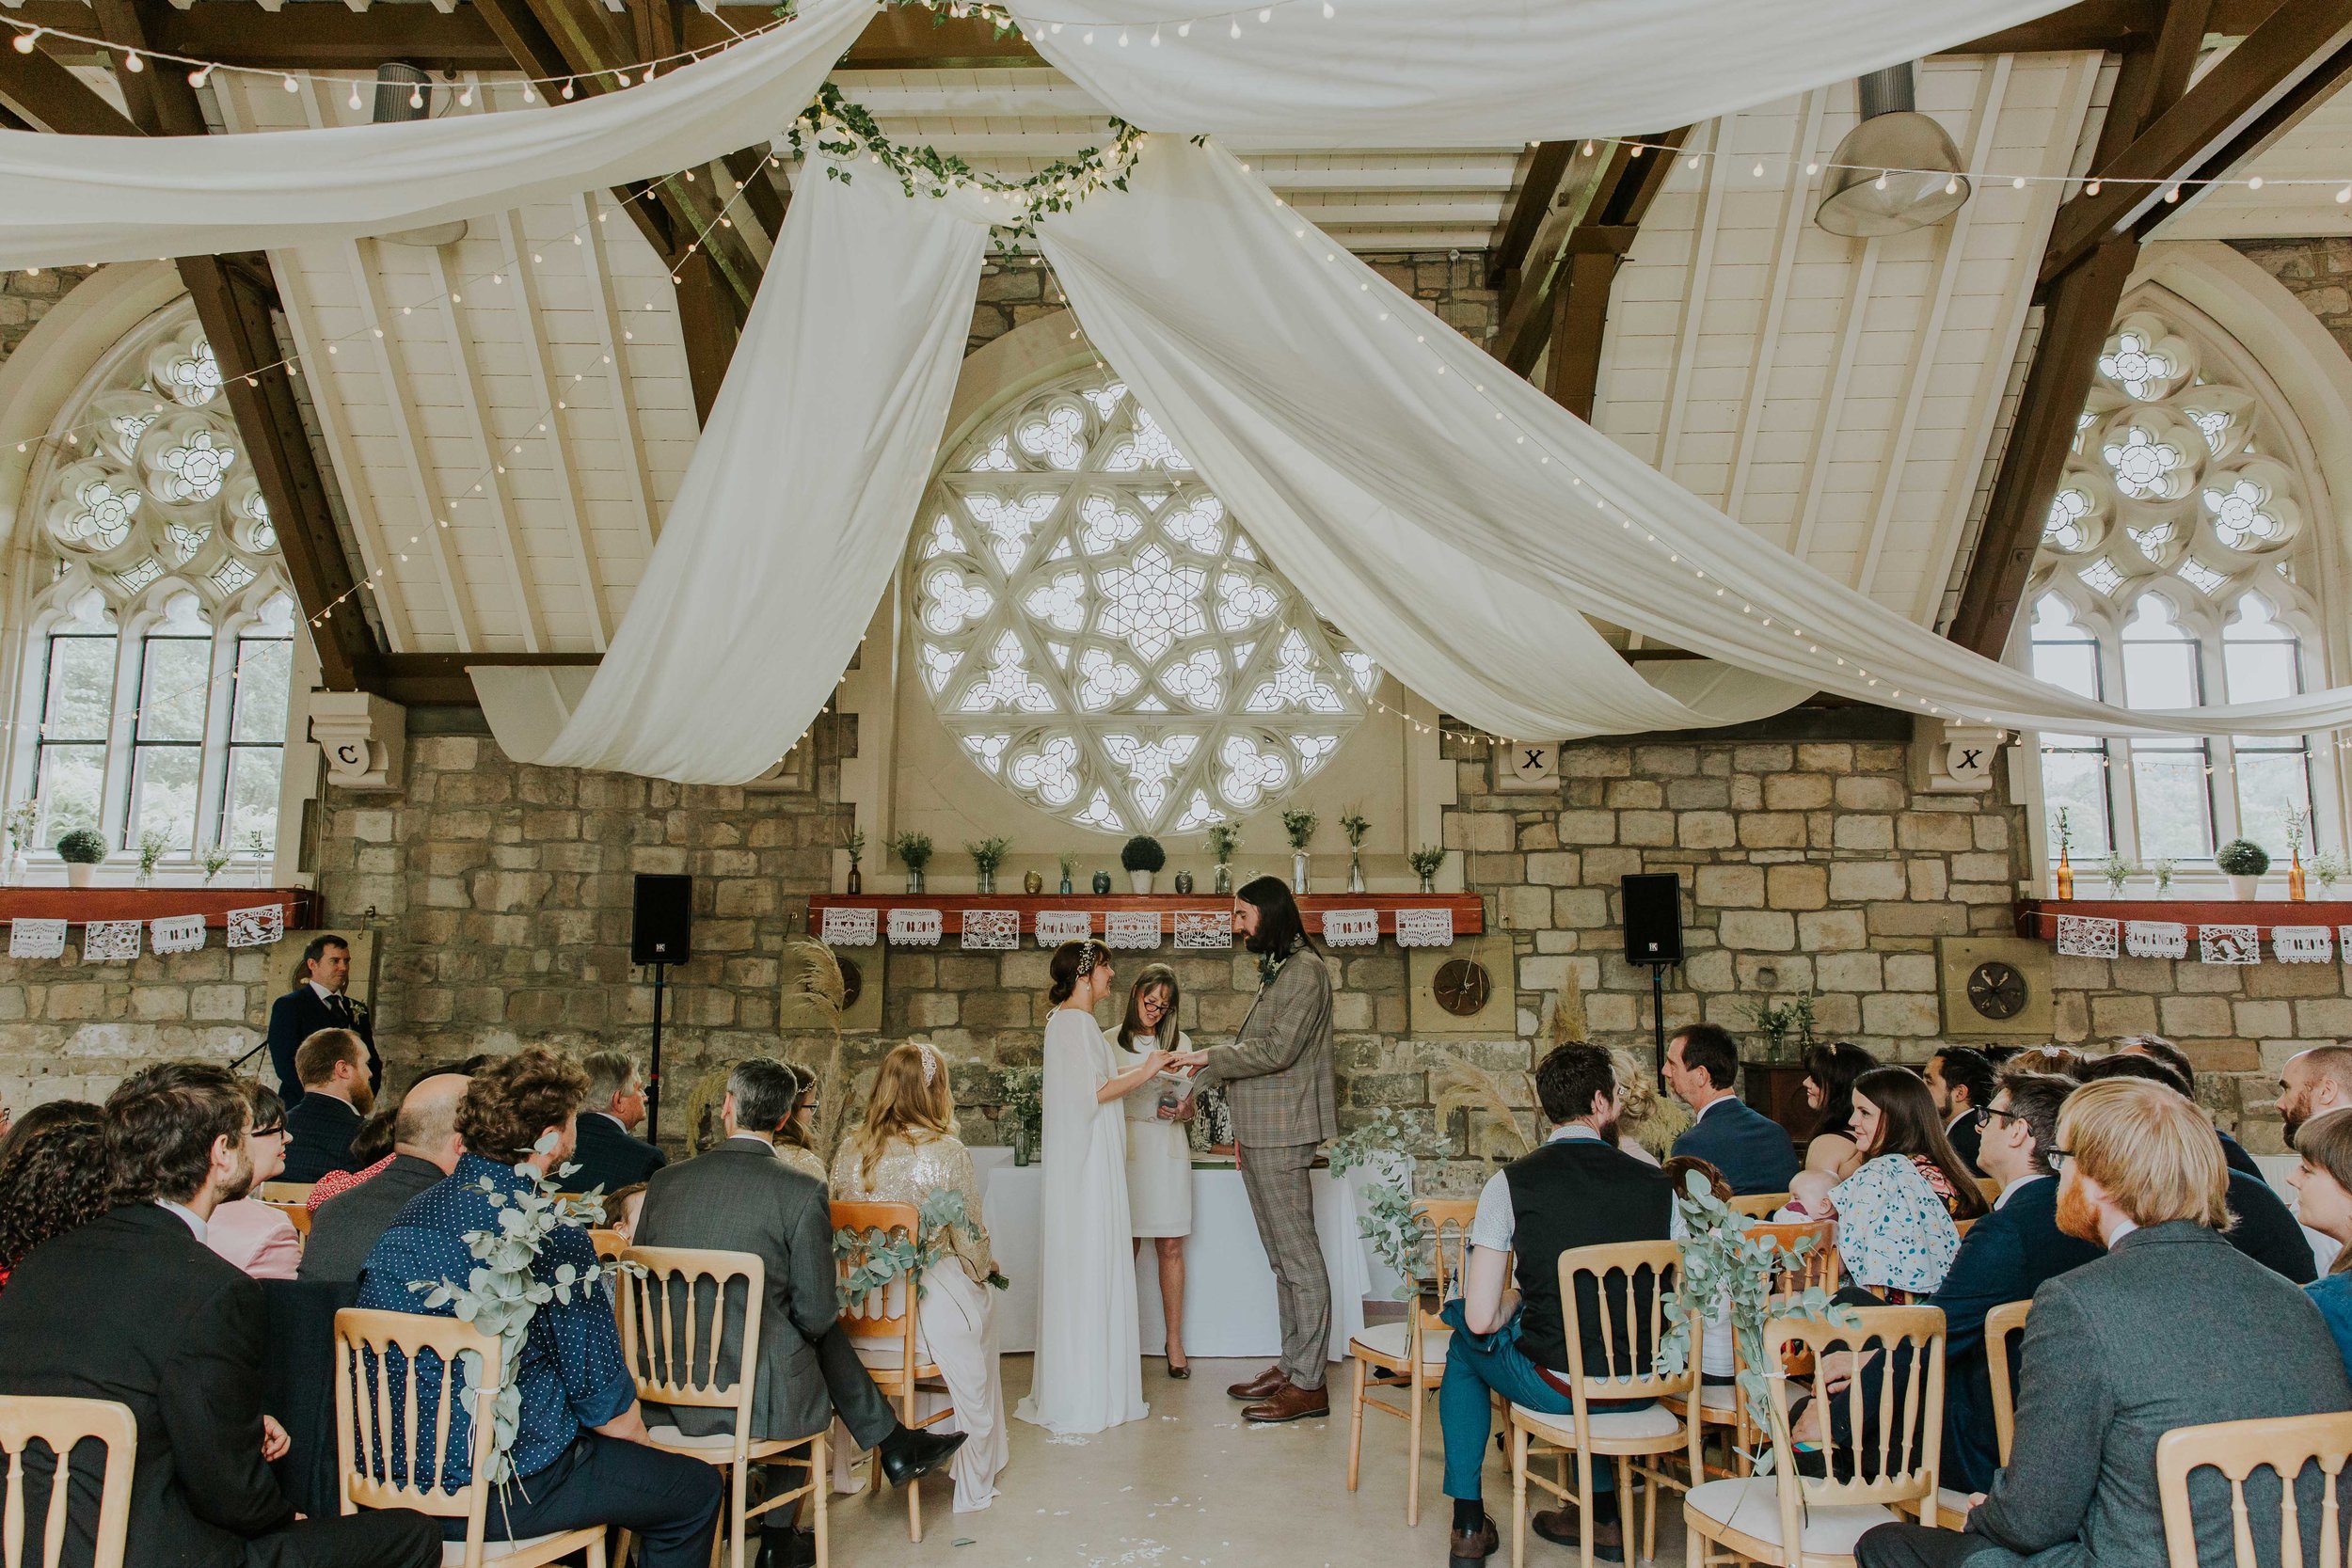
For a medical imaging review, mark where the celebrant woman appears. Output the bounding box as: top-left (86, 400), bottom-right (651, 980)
top-left (1113, 962), bottom-right (1197, 1379)
top-left (1014, 939), bottom-right (1168, 1434)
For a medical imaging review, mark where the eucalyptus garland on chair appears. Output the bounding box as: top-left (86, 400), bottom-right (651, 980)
top-left (834, 1187), bottom-right (1009, 1309)
top-left (1325, 1107), bottom-right (1435, 1298)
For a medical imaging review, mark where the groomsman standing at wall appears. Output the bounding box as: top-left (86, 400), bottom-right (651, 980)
top-left (266, 935), bottom-right (378, 1108)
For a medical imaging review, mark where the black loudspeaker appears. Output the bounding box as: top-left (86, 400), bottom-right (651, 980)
top-left (631, 874), bottom-right (693, 965)
top-left (1621, 873), bottom-right (1684, 966)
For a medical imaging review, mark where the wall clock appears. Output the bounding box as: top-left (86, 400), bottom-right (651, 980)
top-left (1433, 958), bottom-right (1492, 1018)
top-left (1966, 959), bottom-right (2027, 1022)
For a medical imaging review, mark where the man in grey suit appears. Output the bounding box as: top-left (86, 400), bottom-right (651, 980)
top-left (1175, 877), bottom-right (1337, 1423)
top-left (630, 1058), bottom-right (961, 1568)
top-left (1855, 1077), bottom-right (2352, 1568)
top-left (298, 1071), bottom-right (469, 1284)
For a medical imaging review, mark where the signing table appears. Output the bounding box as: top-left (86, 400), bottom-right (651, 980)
top-left (972, 1147), bottom-right (1389, 1362)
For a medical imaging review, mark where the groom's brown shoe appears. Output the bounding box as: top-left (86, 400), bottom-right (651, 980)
top-left (1228, 1365), bottom-right (1287, 1401)
top-left (1242, 1382), bottom-right (1328, 1423)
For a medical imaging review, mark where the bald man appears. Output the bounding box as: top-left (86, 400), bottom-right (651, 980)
top-left (298, 1073), bottom-right (470, 1285)
top-left (2280, 1047), bottom-right (2352, 1143)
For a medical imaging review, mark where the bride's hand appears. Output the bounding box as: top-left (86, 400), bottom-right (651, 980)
top-left (1137, 1048), bottom-right (1174, 1075)
top-left (1165, 1050), bottom-right (1211, 1070)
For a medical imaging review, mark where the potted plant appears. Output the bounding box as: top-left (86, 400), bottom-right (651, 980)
top-left (2099, 852), bottom-right (2137, 897)
top-left (56, 828), bottom-right (106, 888)
top-left (2218, 838), bottom-right (2269, 901)
top-left (1058, 853), bottom-right (1077, 895)
top-left (136, 831), bottom-right (168, 890)
top-left (1205, 823), bottom-right (1241, 895)
top-left (1408, 844), bottom-right (1447, 895)
top-left (966, 836), bottom-right (1011, 895)
top-left (2152, 858), bottom-right (2176, 897)
top-left (4, 800), bottom-right (37, 886)
top-left (891, 832), bottom-right (933, 895)
top-left (1340, 811), bottom-right (1371, 894)
top-left (1120, 834), bottom-right (1166, 895)
top-left (1282, 808), bottom-right (1318, 894)
top-left (844, 828), bottom-right (866, 895)
top-left (201, 843), bottom-right (232, 886)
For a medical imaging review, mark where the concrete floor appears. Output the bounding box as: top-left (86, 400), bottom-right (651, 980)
top-left (818, 1355), bottom-right (1686, 1568)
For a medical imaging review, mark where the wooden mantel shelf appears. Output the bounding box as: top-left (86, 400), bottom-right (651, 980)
top-left (2016, 896), bottom-right (2352, 938)
top-left (807, 891), bottom-right (1484, 936)
top-left (0, 886), bottom-right (319, 930)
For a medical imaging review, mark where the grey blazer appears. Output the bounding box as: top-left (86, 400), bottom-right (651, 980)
top-left (295, 1154), bottom-right (448, 1285)
top-left (1195, 945), bottom-right (1335, 1148)
top-left (629, 1138), bottom-right (842, 1443)
top-left (1966, 1220), bottom-right (2352, 1568)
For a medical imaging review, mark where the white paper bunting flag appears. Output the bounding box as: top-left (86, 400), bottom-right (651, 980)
top-left (1395, 907), bottom-right (1455, 948)
top-left (961, 909), bottom-right (1020, 951)
top-left (84, 919), bottom-right (141, 962)
top-left (886, 908), bottom-right (943, 947)
top-left (8, 918), bottom-right (66, 960)
top-left (1322, 909), bottom-right (1380, 947)
top-left (2055, 914), bottom-right (2119, 959)
top-left (226, 904), bottom-right (285, 949)
top-left (819, 906), bottom-right (878, 947)
top-left (150, 912), bottom-right (208, 955)
top-left (2342, 927), bottom-right (2352, 966)
top-left (2199, 924), bottom-right (2261, 965)
top-left (1034, 911), bottom-right (1093, 945)
top-left (1173, 911), bottom-right (1232, 950)
top-left (2124, 920), bottom-right (2188, 959)
top-left (1105, 911), bottom-right (1162, 950)
top-left (2275, 926), bottom-right (2335, 963)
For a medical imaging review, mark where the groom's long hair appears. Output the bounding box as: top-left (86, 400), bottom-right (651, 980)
top-left (1235, 876), bottom-right (1313, 958)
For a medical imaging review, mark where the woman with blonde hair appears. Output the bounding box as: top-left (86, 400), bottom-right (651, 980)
top-left (1113, 963), bottom-right (1197, 1377)
top-left (832, 1040), bottom-right (1008, 1512)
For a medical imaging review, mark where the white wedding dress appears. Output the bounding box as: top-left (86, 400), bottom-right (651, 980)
top-left (1014, 1006), bottom-right (1149, 1434)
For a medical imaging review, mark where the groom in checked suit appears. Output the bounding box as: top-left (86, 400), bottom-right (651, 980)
top-left (1176, 876), bottom-right (1337, 1423)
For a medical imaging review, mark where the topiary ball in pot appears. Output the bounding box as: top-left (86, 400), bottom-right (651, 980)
top-left (2217, 837), bottom-right (2270, 899)
top-left (1120, 834), bottom-right (1166, 894)
top-left (56, 828), bottom-right (106, 888)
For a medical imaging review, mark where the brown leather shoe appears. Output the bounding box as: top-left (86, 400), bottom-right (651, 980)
top-left (1531, 1506), bottom-right (1624, 1562)
top-left (1242, 1382), bottom-right (1329, 1423)
top-left (1228, 1365), bottom-right (1288, 1401)
top-left (1447, 1513), bottom-right (1499, 1568)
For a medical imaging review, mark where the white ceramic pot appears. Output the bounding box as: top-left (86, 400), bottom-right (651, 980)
top-left (1129, 869), bottom-right (1154, 895)
top-left (2228, 873), bottom-right (2260, 900)
top-left (63, 863), bottom-right (97, 888)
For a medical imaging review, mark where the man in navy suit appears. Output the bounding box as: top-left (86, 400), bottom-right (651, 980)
top-left (1927, 1045), bottom-right (1994, 1176)
top-left (1664, 1022), bottom-right (1799, 1196)
top-left (264, 935), bottom-right (378, 1109)
top-left (279, 1028), bottom-right (374, 1183)
top-left (564, 1050), bottom-right (668, 1196)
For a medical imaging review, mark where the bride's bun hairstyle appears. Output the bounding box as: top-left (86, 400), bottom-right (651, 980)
top-left (1047, 938), bottom-right (1112, 1005)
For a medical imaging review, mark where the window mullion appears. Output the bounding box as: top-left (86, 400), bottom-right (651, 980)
top-left (195, 629), bottom-right (236, 857)
top-left (100, 627), bottom-right (140, 855)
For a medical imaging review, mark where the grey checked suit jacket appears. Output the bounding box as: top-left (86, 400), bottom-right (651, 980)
top-left (1963, 1220), bottom-right (2352, 1568)
top-left (630, 1138), bottom-right (843, 1443)
top-left (1195, 945), bottom-right (1335, 1148)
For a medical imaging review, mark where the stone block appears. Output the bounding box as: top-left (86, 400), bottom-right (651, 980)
top-left (1560, 746), bottom-right (1632, 779)
top-left (1906, 861), bottom-right (1950, 902)
top-left (1896, 813), bottom-right (1975, 852)
top-left (1862, 992), bottom-right (1940, 1037)
top-left (1552, 888), bottom-right (1610, 927)
top-left (1558, 811), bottom-right (1617, 846)
top-left (1619, 811), bottom-right (1675, 847)
top-left (1584, 847), bottom-right (1645, 883)
top-left (1500, 885), bottom-right (1552, 929)
top-left (963, 991), bottom-right (1035, 1029)
top-left (1798, 910), bottom-right (1868, 950)
top-left (1836, 777), bottom-right (1909, 813)
top-left (2245, 963), bottom-right (2348, 999)
top-left (2090, 994), bottom-right (2161, 1037)
top-left (907, 992), bottom-right (960, 1028)
top-left (1884, 954), bottom-right (1939, 993)
top-left (1817, 952), bottom-right (1883, 991)
top-left (1864, 902), bottom-right (1967, 937)
top-left (1632, 746), bottom-right (1699, 777)
top-left (1738, 814), bottom-right (1806, 849)
top-left (1827, 862), bottom-right (1906, 902)
top-left (1796, 744), bottom-right (1854, 773)
top-left (2159, 995), bottom-right (2236, 1037)
top-left (2180, 1038), bottom-right (2261, 1072)
top-left (1764, 774), bottom-right (1833, 810)
top-left (1678, 812), bottom-right (1736, 848)
top-left (938, 956), bottom-right (1000, 990)
top-left (2233, 1000), bottom-right (2295, 1038)
top-left (1604, 780), bottom-right (1664, 810)
top-left (1526, 851), bottom-right (1581, 886)
top-left (1833, 816), bottom-right (1895, 851)
top-left (1665, 778), bottom-right (1731, 810)
top-left (1766, 863), bottom-right (1828, 911)
top-left (1732, 745), bottom-right (1795, 774)
top-left (1718, 911), bottom-right (1796, 951)
top-left (1694, 864), bottom-right (1765, 909)
top-left (188, 985), bottom-right (245, 1022)
top-left (1974, 817), bottom-right (2011, 851)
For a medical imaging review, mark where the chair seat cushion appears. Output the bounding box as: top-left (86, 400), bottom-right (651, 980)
top-left (1697, 1385), bottom-right (1736, 1415)
top-left (644, 1424), bottom-right (739, 1452)
top-left (1511, 1401), bottom-right (1684, 1441)
top-left (442, 1532), bottom-right (580, 1564)
top-left (851, 1338), bottom-right (938, 1376)
top-left (1349, 1321), bottom-right (1449, 1369)
top-left (1936, 1487), bottom-right (1974, 1528)
top-left (1685, 1477), bottom-right (1899, 1555)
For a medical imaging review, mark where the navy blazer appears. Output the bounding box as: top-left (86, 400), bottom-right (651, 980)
top-left (262, 985), bottom-right (379, 1110)
top-left (1947, 1110), bottom-right (1985, 1176)
top-left (1670, 1095), bottom-right (1800, 1196)
top-left (278, 1092), bottom-right (362, 1185)
top-left (2227, 1166), bottom-right (2318, 1285)
top-left (565, 1111), bottom-right (668, 1197)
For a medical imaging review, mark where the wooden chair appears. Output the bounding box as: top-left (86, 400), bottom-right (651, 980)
top-left (332, 1307), bottom-right (607, 1568)
top-left (2156, 1410), bottom-right (2352, 1568)
top-left (1683, 1307), bottom-right (1947, 1568)
top-left (0, 1395), bottom-right (136, 1568)
top-left (1729, 1193), bottom-right (1791, 1220)
top-left (256, 1180), bottom-right (315, 1206)
top-left (1984, 1299), bottom-right (2030, 1470)
top-left (589, 1228), bottom-right (627, 1261)
top-left (622, 1246), bottom-right (825, 1568)
top-left (260, 1198), bottom-right (313, 1239)
top-left (1508, 1240), bottom-right (1704, 1568)
top-left (1344, 1196), bottom-right (1475, 1525)
top-left (833, 1200), bottom-right (954, 1544)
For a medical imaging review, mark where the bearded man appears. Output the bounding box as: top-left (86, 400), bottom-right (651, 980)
top-left (2279, 1045), bottom-right (2352, 1142)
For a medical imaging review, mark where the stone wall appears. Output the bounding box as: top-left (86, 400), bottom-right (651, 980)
top-left (2233, 239), bottom-right (2352, 355)
top-left (0, 265), bottom-right (96, 369)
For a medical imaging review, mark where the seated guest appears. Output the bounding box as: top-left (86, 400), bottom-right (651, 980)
top-left (2079, 1053), bottom-right (2315, 1283)
top-left (0, 1062), bottom-right (439, 1568)
top-left (2004, 1045), bottom-right (2084, 1079)
top-left (1663, 1023), bottom-right (1799, 1196)
top-left (632, 1058), bottom-right (963, 1565)
top-left (1788, 1067), bottom-right (1985, 1301)
top-left (568, 1049), bottom-right (668, 1195)
top-left (834, 1042), bottom-right (1007, 1513)
top-left (266, 934), bottom-right (378, 1108)
top-left (1798, 1041), bottom-right (1877, 1180)
top-left (2120, 1035), bottom-right (2262, 1176)
top-left (774, 1060), bottom-right (830, 1182)
top-left (205, 1082), bottom-right (301, 1281)
top-left (358, 1049), bottom-right (722, 1568)
top-left (1925, 1046), bottom-right (1994, 1176)
top-left (310, 1103), bottom-right (401, 1209)
top-left (1853, 1078), bottom-right (2352, 1568)
top-left (299, 1071), bottom-right (469, 1286)
top-left (2279, 1044), bottom-right (2352, 1144)
top-left (280, 1028), bottom-right (374, 1183)
top-left (600, 1181), bottom-right (649, 1243)
top-left (1442, 1044), bottom-right (1672, 1567)
top-left (2290, 1108), bottom-right (2352, 1374)
top-left (0, 1101), bottom-right (108, 1294)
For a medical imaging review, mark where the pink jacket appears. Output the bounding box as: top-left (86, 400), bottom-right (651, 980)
top-left (205, 1198), bottom-right (301, 1281)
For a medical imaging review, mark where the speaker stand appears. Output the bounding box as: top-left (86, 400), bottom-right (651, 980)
top-left (646, 960), bottom-right (667, 1145)
top-left (1647, 962), bottom-right (1668, 1093)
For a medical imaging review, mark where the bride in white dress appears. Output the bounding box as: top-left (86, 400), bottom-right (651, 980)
top-left (1013, 939), bottom-right (1169, 1435)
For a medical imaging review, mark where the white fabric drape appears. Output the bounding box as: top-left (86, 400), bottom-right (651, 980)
top-left (528, 162), bottom-right (988, 781)
top-left (1039, 137), bottom-right (2352, 740)
top-left (1006, 0), bottom-right (2071, 145)
top-left (0, 0), bottom-right (872, 270)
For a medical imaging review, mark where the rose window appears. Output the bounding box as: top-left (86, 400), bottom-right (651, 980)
top-left (2103, 426), bottom-right (2186, 499)
top-left (913, 369), bottom-right (1375, 834)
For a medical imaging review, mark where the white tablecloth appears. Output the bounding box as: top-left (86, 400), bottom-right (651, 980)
top-left (974, 1148), bottom-right (1375, 1360)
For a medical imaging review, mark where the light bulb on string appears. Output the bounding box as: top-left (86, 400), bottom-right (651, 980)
top-left (2085, 177), bottom-right (2101, 195)
top-left (2010, 175), bottom-right (2026, 189)
top-left (123, 49), bottom-right (144, 72)
top-left (188, 65), bottom-right (210, 87)
top-left (10, 29), bottom-right (36, 54)
top-left (408, 86), bottom-right (424, 108)
top-left (458, 83), bottom-right (475, 106)
top-left (521, 80), bottom-right (537, 103)
top-left (562, 78), bottom-right (577, 99)
top-left (347, 82), bottom-right (364, 109)
top-left (282, 73), bottom-right (298, 92)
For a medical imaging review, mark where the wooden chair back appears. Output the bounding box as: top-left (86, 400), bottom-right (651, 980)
top-left (833, 1200), bottom-right (923, 1376)
top-left (256, 1180), bottom-right (315, 1206)
top-left (1984, 1299), bottom-right (2030, 1468)
top-left (331, 1308), bottom-right (502, 1537)
top-left (2156, 1411), bottom-right (2352, 1568)
top-left (261, 1198), bottom-right (313, 1238)
top-left (619, 1246), bottom-right (764, 1430)
top-left (0, 1396), bottom-right (136, 1568)
top-left (1557, 1240), bottom-right (1697, 1405)
top-left (1727, 1192), bottom-right (1789, 1220)
top-left (590, 1228), bottom-right (627, 1261)
top-left (1756, 1307), bottom-right (1947, 1538)
top-left (1748, 1219), bottom-right (1841, 1296)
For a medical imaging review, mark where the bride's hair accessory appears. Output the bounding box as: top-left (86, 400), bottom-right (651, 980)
top-left (916, 1040), bottom-right (941, 1087)
top-left (1076, 942), bottom-right (1097, 977)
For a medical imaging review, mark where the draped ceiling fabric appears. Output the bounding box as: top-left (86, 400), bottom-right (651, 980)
top-left (0, 0), bottom-right (873, 270)
top-left (1004, 0), bottom-right (2075, 144)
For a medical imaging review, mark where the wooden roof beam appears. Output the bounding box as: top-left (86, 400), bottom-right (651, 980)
top-left (1491, 128), bottom-right (1684, 382)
